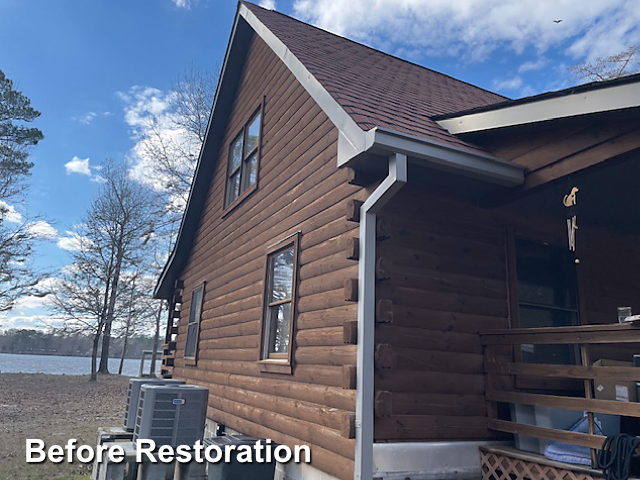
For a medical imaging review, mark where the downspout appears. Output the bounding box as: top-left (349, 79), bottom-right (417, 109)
top-left (355, 152), bottom-right (408, 480)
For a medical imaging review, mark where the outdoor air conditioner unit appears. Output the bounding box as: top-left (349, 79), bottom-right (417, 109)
top-left (134, 384), bottom-right (208, 448)
top-left (124, 378), bottom-right (185, 431)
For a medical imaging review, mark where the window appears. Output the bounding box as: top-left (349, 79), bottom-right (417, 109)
top-left (515, 238), bottom-right (579, 364)
top-left (260, 234), bottom-right (300, 367)
top-left (184, 285), bottom-right (204, 361)
top-left (225, 109), bottom-right (261, 207)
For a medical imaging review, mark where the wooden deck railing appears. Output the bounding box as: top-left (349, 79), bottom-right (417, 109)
top-left (480, 323), bottom-right (640, 464)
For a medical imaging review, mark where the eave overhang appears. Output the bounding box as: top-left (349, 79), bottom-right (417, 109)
top-left (435, 77), bottom-right (640, 134)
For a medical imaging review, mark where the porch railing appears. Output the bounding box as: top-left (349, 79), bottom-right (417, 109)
top-left (480, 323), bottom-right (640, 464)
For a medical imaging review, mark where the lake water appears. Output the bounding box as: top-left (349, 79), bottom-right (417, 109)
top-left (0, 352), bottom-right (144, 377)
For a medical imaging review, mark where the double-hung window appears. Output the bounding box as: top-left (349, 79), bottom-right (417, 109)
top-left (260, 234), bottom-right (299, 368)
top-left (184, 285), bottom-right (204, 361)
top-left (225, 109), bottom-right (261, 207)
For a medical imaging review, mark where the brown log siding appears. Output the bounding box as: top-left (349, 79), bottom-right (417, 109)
top-left (374, 185), bottom-right (510, 441)
top-left (172, 33), bottom-right (363, 480)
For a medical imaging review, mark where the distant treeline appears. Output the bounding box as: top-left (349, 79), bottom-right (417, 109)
top-left (0, 329), bottom-right (155, 359)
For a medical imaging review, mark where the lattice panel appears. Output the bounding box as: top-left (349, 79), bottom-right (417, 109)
top-left (480, 449), bottom-right (603, 480)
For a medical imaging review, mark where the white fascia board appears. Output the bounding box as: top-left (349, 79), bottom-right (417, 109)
top-left (437, 81), bottom-right (640, 134)
top-left (239, 4), bottom-right (366, 157)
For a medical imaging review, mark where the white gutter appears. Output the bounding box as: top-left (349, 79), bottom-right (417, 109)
top-left (338, 127), bottom-right (524, 187)
top-left (436, 80), bottom-right (640, 134)
top-left (355, 152), bottom-right (408, 480)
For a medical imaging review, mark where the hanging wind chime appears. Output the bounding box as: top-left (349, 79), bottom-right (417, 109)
top-left (563, 184), bottom-right (580, 264)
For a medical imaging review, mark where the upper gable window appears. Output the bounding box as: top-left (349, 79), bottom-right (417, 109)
top-left (225, 109), bottom-right (261, 208)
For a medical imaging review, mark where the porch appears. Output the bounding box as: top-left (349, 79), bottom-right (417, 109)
top-left (480, 323), bottom-right (640, 480)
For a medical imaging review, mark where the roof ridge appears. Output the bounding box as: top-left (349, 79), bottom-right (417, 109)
top-left (242, 1), bottom-right (508, 104)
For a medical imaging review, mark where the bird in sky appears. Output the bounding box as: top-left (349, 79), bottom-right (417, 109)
top-left (554, 19), bottom-right (563, 23)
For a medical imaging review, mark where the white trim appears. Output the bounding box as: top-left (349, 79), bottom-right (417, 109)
top-left (239, 4), bottom-right (366, 155)
top-left (437, 81), bottom-right (640, 134)
top-left (356, 153), bottom-right (408, 480)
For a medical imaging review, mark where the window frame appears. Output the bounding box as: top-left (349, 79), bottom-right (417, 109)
top-left (184, 283), bottom-right (205, 365)
top-left (223, 105), bottom-right (263, 211)
top-left (258, 232), bottom-right (300, 374)
top-left (507, 232), bottom-right (583, 391)
top-left (512, 236), bottom-right (581, 331)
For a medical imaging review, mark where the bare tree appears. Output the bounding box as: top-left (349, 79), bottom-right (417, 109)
top-left (116, 271), bottom-right (157, 375)
top-left (50, 160), bottom-right (157, 378)
top-left (88, 160), bottom-right (156, 374)
top-left (49, 238), bottom-right (116, 381)
top-left (569, 46), bottom-right (640, 82)
top-left (130, 64), bottom-right (217, 230)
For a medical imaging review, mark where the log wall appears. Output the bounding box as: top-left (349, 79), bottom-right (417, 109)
top-left (374, 186), bottom-right (510, 441)
top-left (578, 230), bottom-right (640, 362)
top-left (172, 32), bottom-right (364, 480)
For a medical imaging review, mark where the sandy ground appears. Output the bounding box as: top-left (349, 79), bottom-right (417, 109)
top-left (0, 373), bottom-right (129, 480)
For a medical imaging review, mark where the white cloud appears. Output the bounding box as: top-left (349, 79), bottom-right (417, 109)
top-left (0, 312), bottom-right (66, 332)
top-left (0, 313), bottom-right (49, 331)
top-left (90, 175), bottom-right (107, 184)
top-left (0, 200), bottom-right (23, 223)
top-left (56, 231), bottom-right (89, 252)
top-left (73, 111), bottom-right (111, 125)
top-left (65, 156), bottom-right (92, 176)
top-left (118, 85), bottom-right (200, 208)
top-left (80, 111), bottom-right (97, 125)
top-left (26, 221), bottom-right (58, 239)
top-left (259, 0), bottom-right (276, 9)
top-left (173, 0), bottom-right (196, 9)
top-left (64, 156), bottom-right (104, 182)
top-left (519, 57), bottom-right (548, 73)
top-left (292, 0), bottom-right (640, 63)
top-left (492, 75), bottom-right (524, 91)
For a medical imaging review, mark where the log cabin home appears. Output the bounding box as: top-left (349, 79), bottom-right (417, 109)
top-left (154, 2), bottom-right (640, 479)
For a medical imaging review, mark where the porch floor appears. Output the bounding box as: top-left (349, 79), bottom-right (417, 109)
top-left (480, 445), bottom-right (608, 480)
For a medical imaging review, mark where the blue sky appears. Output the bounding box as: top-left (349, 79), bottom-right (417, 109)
top-left (1, 0), bottom-right (638, 329)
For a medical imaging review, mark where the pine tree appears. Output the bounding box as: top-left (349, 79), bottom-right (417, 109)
top-left (0, 69), bottom-right (44, 202)
top-left (0, 70), bottom-right (44, 312)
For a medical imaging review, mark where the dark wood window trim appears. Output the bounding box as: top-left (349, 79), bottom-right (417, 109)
top-left (258, 232), bottom-right (300, 375)
top-left (223, 103), bottom-right (263, 214)
top-left (184, 282), bottom-right (206, 366)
